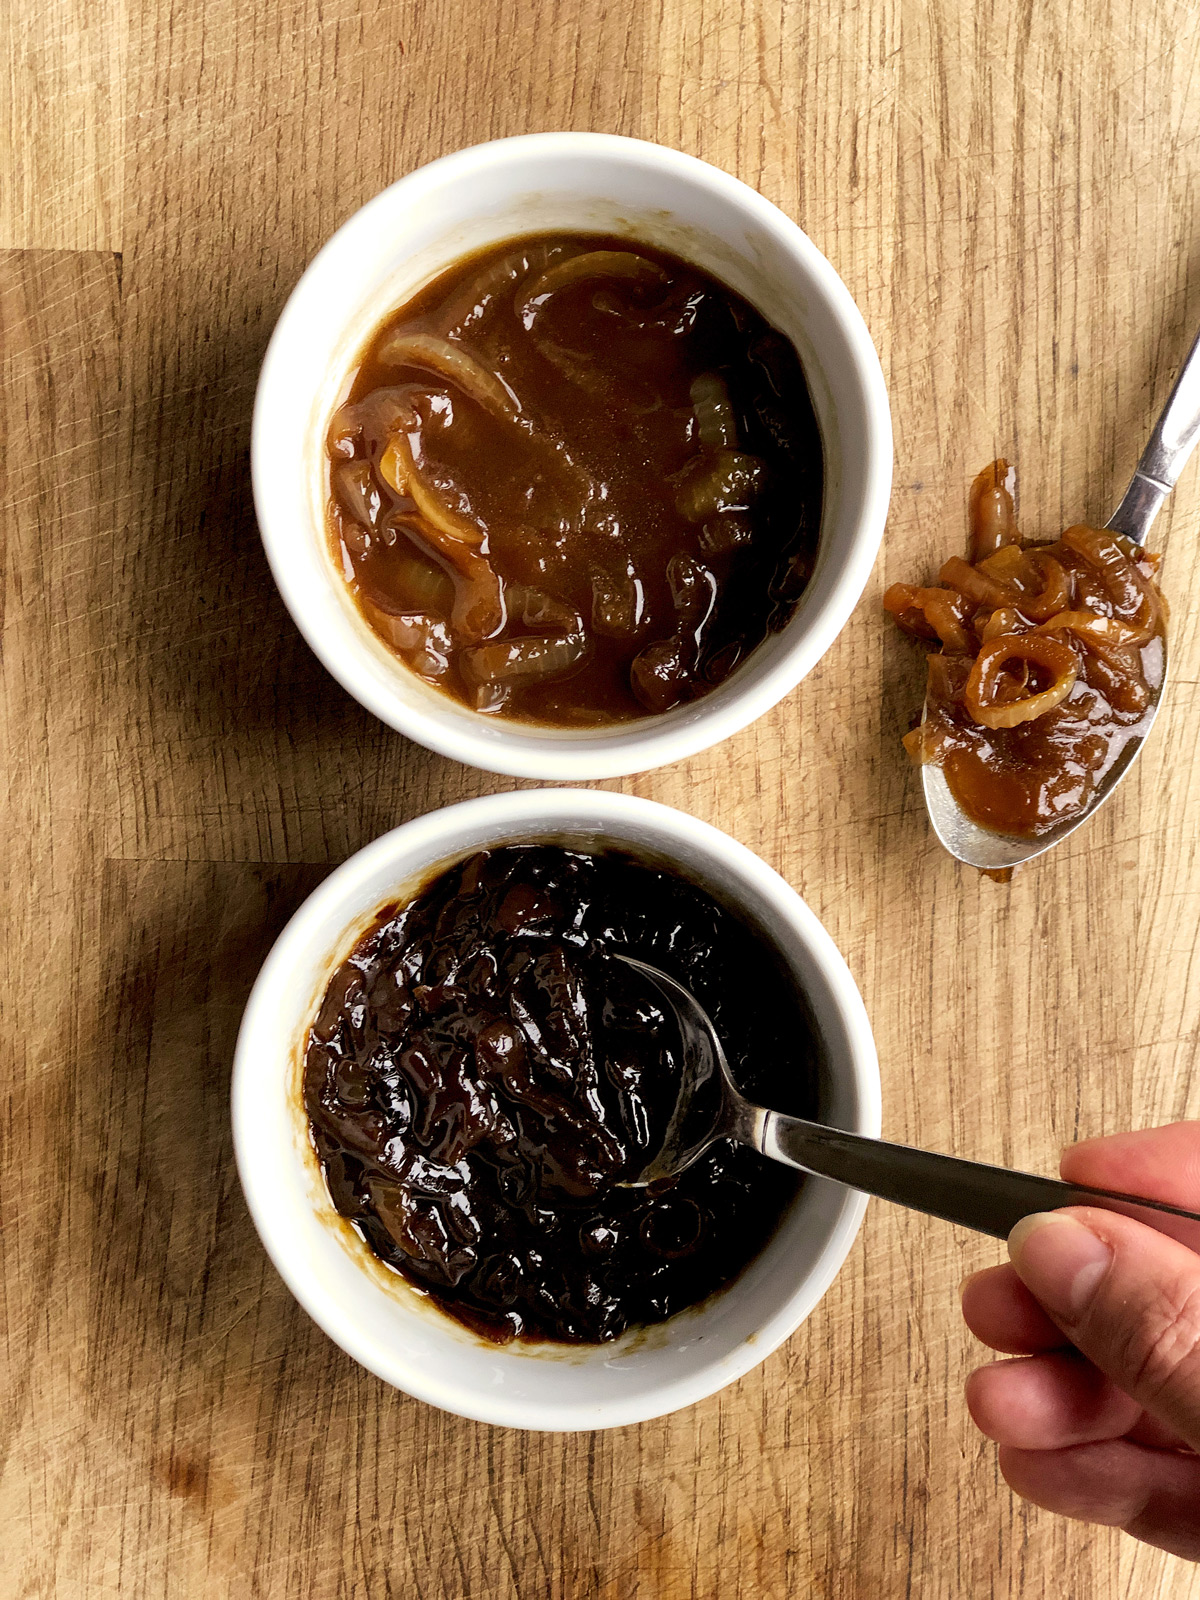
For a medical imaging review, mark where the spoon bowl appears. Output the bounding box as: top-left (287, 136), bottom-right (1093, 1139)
top-left (920, 720), bottom-right (1156, 872)
top-left (922, 326), bottom-right (1200, 871)
top-left (616, 955), bottom-right (753, 1186)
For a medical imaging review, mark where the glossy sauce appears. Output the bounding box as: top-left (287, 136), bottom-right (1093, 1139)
top-left (303, 845), bottom-right (817, 1343)
top-left (885, 460), bottom-right (1167, 837)
top-left (326, 233), bottom-right (823, 725)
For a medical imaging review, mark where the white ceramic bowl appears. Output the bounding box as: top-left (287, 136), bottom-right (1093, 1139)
top-left (252, 133), bottom-right (892, 779)
top-left (232, 790), bottom-right (880, 1430)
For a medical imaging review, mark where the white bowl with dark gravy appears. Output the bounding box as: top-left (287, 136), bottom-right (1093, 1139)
top-left (252, 133), bottom-right (892, 778)
top-left (232, 790), bottom-right (881, 1429)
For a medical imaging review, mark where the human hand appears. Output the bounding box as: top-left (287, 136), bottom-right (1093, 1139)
top-left (960, 1122), bottom-right (1200, 1559)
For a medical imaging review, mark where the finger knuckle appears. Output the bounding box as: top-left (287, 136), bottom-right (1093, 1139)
top-left (1118, 1275), bottom-right (1200, 1405)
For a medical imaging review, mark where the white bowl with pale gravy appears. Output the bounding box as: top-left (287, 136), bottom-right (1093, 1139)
top-left (251, 132), bottom-right (892, 778)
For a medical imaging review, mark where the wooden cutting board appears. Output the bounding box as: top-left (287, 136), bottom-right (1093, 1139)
top-left (2, 0), bottom-right (1198, 1594)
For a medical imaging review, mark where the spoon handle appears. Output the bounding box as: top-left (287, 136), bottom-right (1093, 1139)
top-left (758, 1112), bottom-right (1200, 1244)
top-left (1106, 324), bottom-right (1200, 544)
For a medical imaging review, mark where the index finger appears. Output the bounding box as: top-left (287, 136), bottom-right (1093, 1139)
top-left (1061, 1123), bottom-right (1200, 1251)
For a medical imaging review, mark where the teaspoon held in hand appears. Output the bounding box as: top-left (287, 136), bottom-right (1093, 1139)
top-left (923, 325), bottom-right (1200, 874)
top-left (618, 955), bottom-right (1200, 1247)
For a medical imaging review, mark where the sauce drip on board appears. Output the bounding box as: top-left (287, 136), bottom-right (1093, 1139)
top-left (303, 844), bottom-right (818, 1344)
top-left (326, 233), bottom-right (824, 725)
top-left (884, 459), bottom-right (1168, 838)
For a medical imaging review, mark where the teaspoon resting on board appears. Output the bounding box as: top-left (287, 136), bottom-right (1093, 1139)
top-left (618, 955), bottom-right (1200, 1246)
top-left (922, 326), bottom-right (1200, 873)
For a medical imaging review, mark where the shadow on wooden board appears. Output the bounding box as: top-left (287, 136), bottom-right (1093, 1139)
top-left (111, 299), bottom-right (480, 862)
top-left (80, 861), bottom-right (348, 1478)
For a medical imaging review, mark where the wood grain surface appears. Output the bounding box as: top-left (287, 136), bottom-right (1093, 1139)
top-left (2, 0), bottom-right (1199, 1594)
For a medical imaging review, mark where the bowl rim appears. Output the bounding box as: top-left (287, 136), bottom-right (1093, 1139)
top-left (251, 131), bottom-right (893, 780)
top-left (231, 789), bottom-right (882, 1429)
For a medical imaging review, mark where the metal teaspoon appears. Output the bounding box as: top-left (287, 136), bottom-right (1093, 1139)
top-left (618, 955), bottom-right (1200, 1247)
top-left (922, 326), bottom-right (1200, 873)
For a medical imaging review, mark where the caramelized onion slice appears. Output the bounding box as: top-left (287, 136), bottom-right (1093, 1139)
top-left (668, 553), bottom-right (718, 625)
top-left (882, 583), bottom-right (974, 651)
top-left (699, 513), bottom-right (754, 556)
top-left (375, 333), bottom-right (523, 426)
top-left (334, 460), bottom-right (384, 532)
top-left (976, 606), bottom-right (1023, 644)
top-left (1036, 609), bottom-right (1144, 648)
top-left (330, 387), bottom-right (419, 451)
top-left (379, 429), bottom-right (486, 548)
top-left (1060, 523), bottom-right (1133, 576)
top-left (919, 590), bottom-right (973, 653)
top-left (1082, 647), bottom-right (1151, 714)
top-left (437, 241), bottom-right (567, 338)
top-left (463, 633), bottom-right (587, 692)
top-left (361, 606), bottom-right (453, 681)
top-left (666, 555), bottom-right (718, 661)
top-left (939, 554), bottom-right (1018, 610)
top-left (361, 548), bottom-right (456, 617)
top-left (902, 723), bottom-right (944, 764)
top-left (975, 548), bottom-right (1069, 618)
top-left (518, 251), bottom-right (669, 324)
top-left (505, 582), bottom-right (582, 633)
top-left (402, 528), bottom-right (503, 644)
top-left (329, 390), bottom-right (418, 456)
top-left (690, 373), bottom-right (738, 450)
top-left (630, 637), bottom-right (688, 714)
top-left (1060, 523), bottom-right (1163, 643)
top-left (883, 582), bottom-right (938, 640)
top-left (675, 449), bottom-right (766, 522)
top-left (1037, 610), bottom-right (1150, 712)
top-left (590, 573), bottom-right (644, 639)
top-left (969, 458), bottom-right (1019, 561)
top-left (965, 634), bottom-right (1077, 729)
top-left (1021, 553), bottom-right (1071, 621)
top-left (976, 544), bottom-right (1036, 587)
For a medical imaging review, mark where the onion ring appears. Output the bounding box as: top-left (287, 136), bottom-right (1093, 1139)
top-left (964, 634), bottom-right (1078, 729)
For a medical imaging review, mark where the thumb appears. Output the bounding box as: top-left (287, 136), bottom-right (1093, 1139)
top-left (1009, 1208), bottom-right (1200, 1451)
